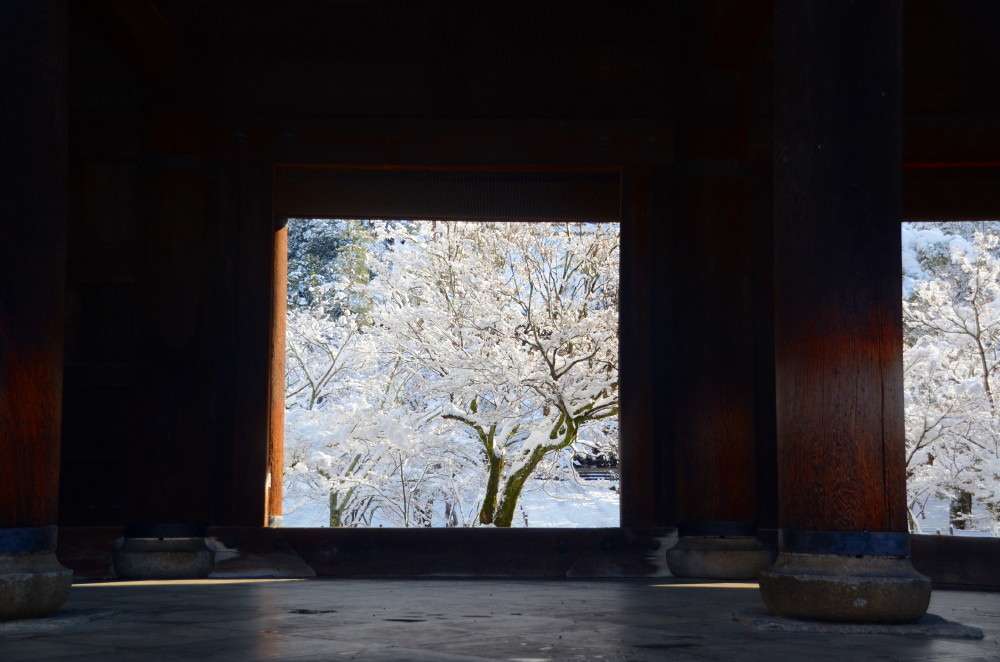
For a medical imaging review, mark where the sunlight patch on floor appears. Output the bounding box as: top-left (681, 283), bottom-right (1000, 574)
top-left (653, 582), bottom-right (760, 588)
top-left (73, 578), bottom-right (307, 587)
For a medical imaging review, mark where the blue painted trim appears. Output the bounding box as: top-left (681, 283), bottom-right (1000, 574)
top-left (780, 530), bottom-right (910, 556)
top-left (678, 521), bottom-right (757, 537)
top-left (0, 525), bottom-right (57, 553)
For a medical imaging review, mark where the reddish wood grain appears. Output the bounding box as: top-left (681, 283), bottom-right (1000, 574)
top-left (773, 0), bottom-right (906, 535)
top-left (670, 174), bottom-right (758, 525)
top-left (267, 226), bottom-right (288, 523)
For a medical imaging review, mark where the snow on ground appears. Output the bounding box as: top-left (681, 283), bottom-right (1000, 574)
top-left (281, 477), bottom-right (620, 528)
top-left (512, 478), bottom-right (619, 527)
top-left (284, 482), bottom-right (997, 536)
top-left (911, 498), bottom-right (998, 537)
top-left (282, 499), bottom-right (330, 528)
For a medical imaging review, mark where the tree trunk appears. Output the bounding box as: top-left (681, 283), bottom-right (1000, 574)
top-left (949, 490), bottom-right (973, 530)
top-left (478, 451), bottom-right (503, 525)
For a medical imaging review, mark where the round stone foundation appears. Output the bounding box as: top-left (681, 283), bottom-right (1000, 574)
top-left (0, 551), bottom-right (73, 621)
top-left (758, 553), bottom-right (932, 624)
top-left (666, 536), bottom-right (773, 580)
top-left (113, 536), bottom-right (215, 580)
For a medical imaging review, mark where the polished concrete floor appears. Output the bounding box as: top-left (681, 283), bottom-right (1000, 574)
top-left (1, 579), bottom-right (997, 661)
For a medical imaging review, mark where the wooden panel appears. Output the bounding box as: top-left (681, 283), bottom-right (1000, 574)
top-left (61, 150), bottom-right (140, 528)
top-left (126, 107), bottom-right (217, 525)
top-left (61, 159), bottom-right (140, 528)
top-left (665, 120), bottom-right (761, 529)
top-left (911, 535), bottom-right (1000, 587)
top-left (670, 174), bottom-right (757, 525)
top-left (618, 167), bottom-right (673, 527)
top-left (226, 161), bottom-right (275, 526)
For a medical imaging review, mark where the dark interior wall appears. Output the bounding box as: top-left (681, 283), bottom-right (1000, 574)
top-left (58, 0), bottom-right (1000, 535)
top-left (64, 1), bottom-right (234, 525)
top-left (62, 3), bottom-right (147, 525)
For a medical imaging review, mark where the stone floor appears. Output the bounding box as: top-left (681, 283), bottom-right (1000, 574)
top-left (0, 579), bottom-right (997, 661)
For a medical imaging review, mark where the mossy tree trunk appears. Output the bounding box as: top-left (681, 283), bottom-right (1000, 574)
top-left (447, 401), bottom-right (616, 527)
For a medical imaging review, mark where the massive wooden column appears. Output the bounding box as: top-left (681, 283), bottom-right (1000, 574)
top-left (0, 0), bottom-right (73, 619)
top-left (664, 131), bottom-right (770, 579)
top-left (759, 0), bottom-right (930, 622)
top-left (114, 107), bottom-right (215, 578)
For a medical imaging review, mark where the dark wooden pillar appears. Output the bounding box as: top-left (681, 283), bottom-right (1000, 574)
top-left (619, 167), bottom-right (674, 531)
top-left (114, 107), bottom-right (215, 578)
top-left (227, 161), bottom-right (275, 526)
top-left (663, 128), bottom-right (770, 579)
top-left (0, 0), bottom-right (73, 619)
top-left (759, 0), bottom-right (930, 623)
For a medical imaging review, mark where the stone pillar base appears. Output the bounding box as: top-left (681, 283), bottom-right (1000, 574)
top-left (0, 551), bottom-right (73, 621)
top-left (113, 537), bottom-right (214, 580)
top-left (666, 536), bottom-right (772, 580)
top-left (759, 553), bottom-right (931, 624)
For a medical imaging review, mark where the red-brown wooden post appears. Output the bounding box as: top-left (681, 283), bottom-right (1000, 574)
top-left (759, 0), bottom-right (931, 622)
top-left (664, 142), bottom-right (770, 578)
top-left (267, 221), bottom-right (288, 527)
top-left (0, 0), bottom-right (73, 619)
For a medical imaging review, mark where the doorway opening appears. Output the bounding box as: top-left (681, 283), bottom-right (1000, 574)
top-left (902, 220), bottom-right (1000, 537)
top-left (281, 219), bottom-right (620, 527)
top-left (268, 166), bottom-right (626, 529)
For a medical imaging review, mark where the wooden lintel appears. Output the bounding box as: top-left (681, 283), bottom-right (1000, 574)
top-left (217, 117), bottom-right (675, 168)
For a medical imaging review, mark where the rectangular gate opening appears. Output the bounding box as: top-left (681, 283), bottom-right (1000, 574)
top-left (902, 220), bottom-right (1000, 537)
top-left (282, 218), bottom-right (620, 528)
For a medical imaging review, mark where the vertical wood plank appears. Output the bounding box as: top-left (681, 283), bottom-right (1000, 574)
top-left (228, 162), bottom-right (274, 526)
top-left (128, 107), bottom-right (216, 526)
top-left (268, 222), bottom-right (287, 524)
top-left (670, 170), bottom-right (758, 527)
top-left (619, 167), bottom-right (673, 528)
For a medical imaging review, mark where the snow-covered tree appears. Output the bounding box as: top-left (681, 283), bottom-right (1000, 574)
top-left (287, 218), bottom-right (374, 316)
top-left (283, 219), bottom-right (620, 528)
top-left (903, 222), bottom-right (1000, 534)
top-left (283, 219), bottom-right (383, 525)
top-left (366, 221), bottom-right (619, 526)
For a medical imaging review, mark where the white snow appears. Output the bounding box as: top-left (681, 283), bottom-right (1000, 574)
top-left (282, 476), bottom-right (620, 528)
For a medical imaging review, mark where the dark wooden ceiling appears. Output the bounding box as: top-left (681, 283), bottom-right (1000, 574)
top-left (70, 0), bottom-right (1000, 163)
